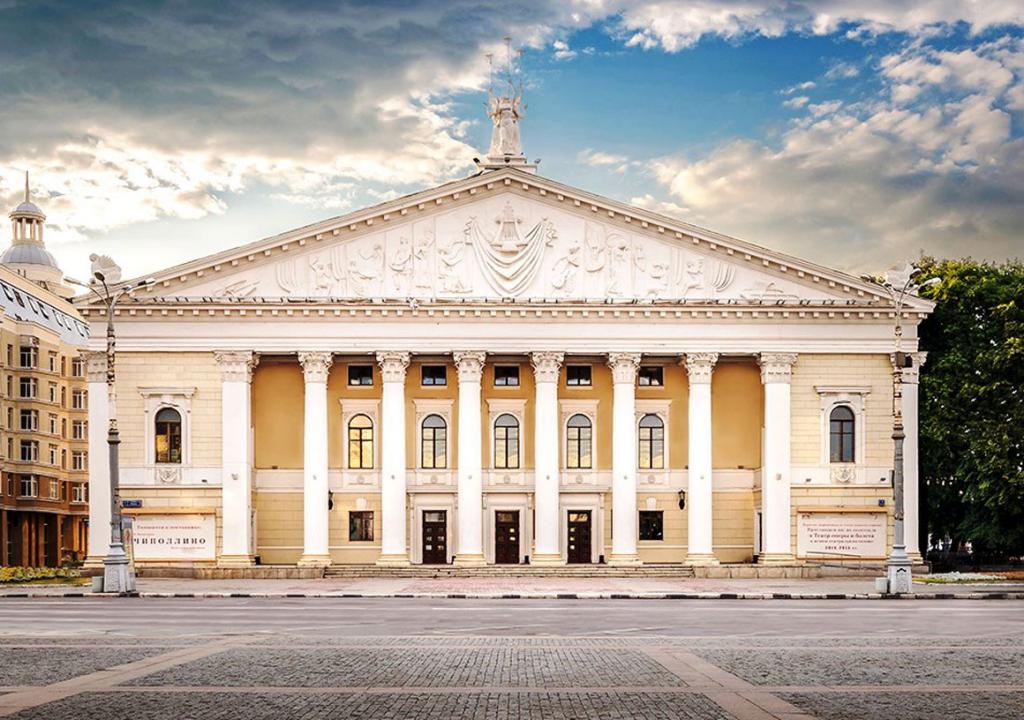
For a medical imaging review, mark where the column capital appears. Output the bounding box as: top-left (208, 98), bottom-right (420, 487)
top-left (892, 351), bottom-right (927, 384)
top-left (453, 351), bottom-right (487, 383)
top-left (214, 350), bottom-right (259, 383)
top-left (683, 353), bottom-right (719, 384)
top-left (83, 351), bottom-right (107, 383)
top-left (376, 351), bottom-right (410, 383)
top-left (607, 352), bottom-right (642, 384)
top-left (759, 352), bottom-right (798, 384)
top-left (298, 351), bottom-right (333, 383)
top-left (530, 351), bottom-right (564, 383)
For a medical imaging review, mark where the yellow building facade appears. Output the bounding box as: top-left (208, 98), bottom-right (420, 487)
top-left (77, 163), bottom-right (932, 571)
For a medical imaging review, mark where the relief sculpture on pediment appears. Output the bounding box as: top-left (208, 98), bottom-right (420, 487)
top-left (348, 243), bottom-right (384, 297)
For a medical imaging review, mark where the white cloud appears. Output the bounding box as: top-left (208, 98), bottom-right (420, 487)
top-left (783, 80), bottom-right (817, 94)
top-left (552, 39), bottom-right (578, 60)
top-left (783, 95), bottom-right (810, 109)
top-left (825, 61), bottom-right (860, 80)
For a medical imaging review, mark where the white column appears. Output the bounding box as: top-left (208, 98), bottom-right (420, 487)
top-left (215, 351), bottom-right (258, 566)
top-left (530, 352), bottom-right (564, 565)
top-left (608, 352), bottom-right (642, 565)
top-left (376, 351), bottom-right (410, 566)
top-left (758, 353), bottom-right (798, 564)
top-left (900, 351), bottom-right (927, 563)
top-left (454, 351), bottom-right (486, 565)
top-left (84, 351), bottom-right (110, 567)
top-left (684, 352), bottom-right (719, 565)
top-left (298, 352), bottom-right (332, 567)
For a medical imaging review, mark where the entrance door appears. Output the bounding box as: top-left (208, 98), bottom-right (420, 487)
top-left (494, 510), bottom-right (520, 564)
top-left (567, 510), bottom-right (592, 564)
top-left (422, 510), bottom-right (448, 564)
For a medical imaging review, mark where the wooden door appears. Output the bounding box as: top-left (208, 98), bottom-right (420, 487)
top-left (494, 511), bottom-right (520, 564)
top-left (422, 510), bottom-right (447, 564)
top-left (567, 510), bottom-right (592, 564)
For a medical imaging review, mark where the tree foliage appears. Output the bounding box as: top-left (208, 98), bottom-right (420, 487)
top-left (917, 258), bottom-right (1024, 558)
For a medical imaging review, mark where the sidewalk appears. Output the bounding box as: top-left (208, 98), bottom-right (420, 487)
top-left (2, 576), bottom-right (1022, 599)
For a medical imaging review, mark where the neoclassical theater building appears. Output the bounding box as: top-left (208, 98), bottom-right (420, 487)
top-left (80, 113), bottom-right (933, 570)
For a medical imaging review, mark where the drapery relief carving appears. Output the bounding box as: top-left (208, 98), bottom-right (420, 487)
top-left (195, 194), bottom-right (825, 303)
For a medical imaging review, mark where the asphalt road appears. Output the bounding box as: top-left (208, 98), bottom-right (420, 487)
top-left (1, 599), bottom-right (1022, 720)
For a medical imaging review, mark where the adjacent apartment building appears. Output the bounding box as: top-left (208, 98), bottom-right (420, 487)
top-left (0, 179), bottom-right (90, 567)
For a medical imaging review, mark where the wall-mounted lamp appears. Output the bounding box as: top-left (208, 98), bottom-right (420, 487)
top-left (677, 490), bottom-right (686, 510)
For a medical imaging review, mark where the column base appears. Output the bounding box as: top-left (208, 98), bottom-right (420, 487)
top-left (530, 552), bottom-right (565, 566)
top-left (684, 552), bottom-right (720, 567)
top-left (297, 554), bottom-right (332, 568)
top-left (907, 551), bottom-right (925, 565)
top-left (375, 553), bottom-right (411, 567)
top-left (758, 552), bottom-right (797, 565)
top-left (454, 553), bottom-right (487, 567)
top-left (218, 554), bottom-right (256, 568)
top-left (607, 553), bottom-right (643, 567)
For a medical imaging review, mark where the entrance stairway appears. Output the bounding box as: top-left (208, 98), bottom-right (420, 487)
top-left (323, 563), bottom-right (696, 579)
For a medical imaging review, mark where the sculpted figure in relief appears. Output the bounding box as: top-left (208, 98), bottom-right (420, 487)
top-left (740, 280), bottom-right (800, 301)
top-left (216, 278), bottom-right (260, 298)
top-left (607, 236), bottom-right (630, 296)
top-left (309, 255), bottom-right (335, 294)
top-left (276, 261), bottom-right (301, 295)
top-left (388, 235), bottom-right (413, 294)
top-left (413, 230), bottom-right (434, 295)
top-left (348, 243), bottom-right (384, 297)
top-left (551, 238), bottom-right (581, 295)
top-left (677, 258), bottom-right (704, 298)
top-left (709, 261), bottom-right (736, 295)
top-left (437, 235), bottom-right (471, 293)
top-left (583, 223), bottom-right (607, 273)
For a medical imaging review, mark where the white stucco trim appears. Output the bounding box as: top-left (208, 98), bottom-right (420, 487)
top-left (413, 398), bottom-right (454, 471)
top-left (339, 398), bottom-right (380, 471)
top-left (138, 386), bottom-right (196, 483)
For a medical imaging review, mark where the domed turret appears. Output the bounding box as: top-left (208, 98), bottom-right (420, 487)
top-left (1, 172), bottom-right (69, 296)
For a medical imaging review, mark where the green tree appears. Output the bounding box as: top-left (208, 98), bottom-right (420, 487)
top-left (916, 258), bottom-right (1024, 559)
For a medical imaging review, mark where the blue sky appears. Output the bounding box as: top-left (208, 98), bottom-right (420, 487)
top-left (0, 1), bottom-right (1022, 280)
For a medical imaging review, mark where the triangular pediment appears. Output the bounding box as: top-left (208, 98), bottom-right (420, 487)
top-left (108, 168), bottom-right (932, 311)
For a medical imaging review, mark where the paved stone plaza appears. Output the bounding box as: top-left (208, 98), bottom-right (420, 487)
top-left (0, 598), bottom-right (1021, 719)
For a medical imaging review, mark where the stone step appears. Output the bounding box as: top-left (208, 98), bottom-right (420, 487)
top-left (323, 564), bottom-right (696, 579)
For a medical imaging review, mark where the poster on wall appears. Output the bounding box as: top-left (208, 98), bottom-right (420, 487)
top-left (797, 511), bottom-right (887, 559)
top-left (131, 514), bottom-right (216, 561)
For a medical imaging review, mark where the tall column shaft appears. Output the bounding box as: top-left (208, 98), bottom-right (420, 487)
top-left (215, 351), bottom-right (258, 566)
top-left (531, 352), bottom-right (564, 565)
top-left (759, 353), bottom-right (798, 564)
top-left (454, 351), bottom-right (486, 565)
top-left (684, 353), bottom-right (719, 565)
top-left (298, 352), bottom-right (332, 567)
top-left (377, 352), bottom-right (410, 565)
top-left (901, 351), bottom-right (926, 563)
top-left (608, 353), bottom-right (642, 565)
top-left (84, 352), bottom-right (111, 567)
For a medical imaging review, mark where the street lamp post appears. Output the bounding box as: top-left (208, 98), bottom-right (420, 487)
top-left (67, 261), bottom-right (154, 594)
top-left (863, 263), bottom-right (938, 595)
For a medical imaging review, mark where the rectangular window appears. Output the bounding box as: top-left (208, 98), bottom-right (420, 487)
top-left (566, 365), bottom-right (592, 386)
top-left (72, 390), bottom-right (86, 410)
top-left (421, 365), bottom-right (447, 386)
top-left (48, 444), bottom-right (57, 465)
top-left (49, 414), bottom-right (58, 435)
top-left (48, 352), bottom-right (58, 373)
top-left (347, 364), bottom-right (374, 386)
top-left (71, 356), bottom-right (85, 377)
top-left (19, 409), bottom-right (38, 431)
top-left (493, 365), bottom-right (520, 387)
top-left (72, 483), bottom-right (87, 503)
top-left (72, 451), bottom-right (87, 471)
top-left (72, 420), bottom-right (87, 440)
top-left (639, 511), bottom-right (664, 541)
top-left (48, 382), bottom-right (57, 403)
top-left (348, 511), bottom-right (374, 541)
top-left (20, 440), bottom-right (39, 462)
top-left (19, 346), bottom-right (37, 368)
top-left (19, 474), bottom-right (37, 497)
top-left (19, 376), bottom-right (37, 399)
top-left (48, 477), bottom-right (60, 499)
top-left (638, 366), bottom-right (664, 387)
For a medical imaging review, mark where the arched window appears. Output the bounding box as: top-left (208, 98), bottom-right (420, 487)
top-left (348, 414), bottom-right (374, 469)
top-left (566, 414), bottom-right (593, 469)
top-left (494, 414), bottom-right (520, 469)
top-left (829, 405), bottom-right (855, 463)
top-left (421, 414), bottom-right (447, 469)
top-left (154, 407), bottom-right (182, 464)
top-left (638, 413), bottom-right (665, 470)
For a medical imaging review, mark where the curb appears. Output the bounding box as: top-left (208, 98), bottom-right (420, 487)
top-left (1, 591), bottom-right (1022, 600)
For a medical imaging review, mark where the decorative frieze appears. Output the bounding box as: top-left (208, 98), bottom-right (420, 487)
top-left (759, 352), bottom-right (798, 384)
top-left (683, 352), bottom-right (719, 384)
top-left (530, 351), bottom-right (564, 383)
top-left (453, 351), bottom-right (487, 383)
top-left (298, 351), bottom-right (333, 383)
top-left (213, 350), bottom-right (259, 383)
top-left (376, 351), bottom-right (410, 383)
top-left (607, 352), bottom-right (642, 384)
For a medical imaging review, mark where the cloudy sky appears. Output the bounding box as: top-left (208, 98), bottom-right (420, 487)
top-left (1, 1), bottom-right (1022, 280)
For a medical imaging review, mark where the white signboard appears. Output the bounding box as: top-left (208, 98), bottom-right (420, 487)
top-left (797, 512), bottom-right (887, 559)
top-left (131, 514), bottom-right (216, 561)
